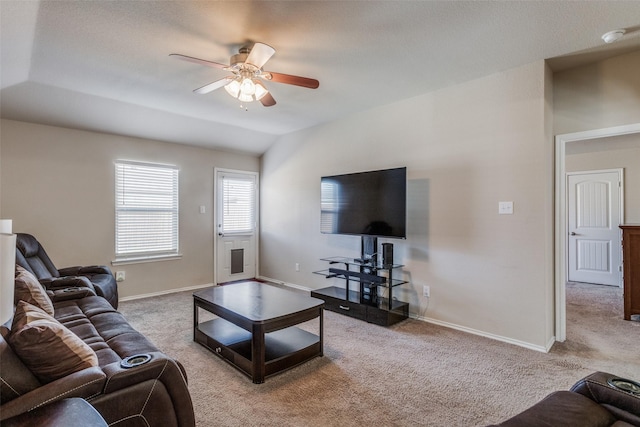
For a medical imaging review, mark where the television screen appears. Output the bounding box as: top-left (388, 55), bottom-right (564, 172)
top-left (320, 167), bottom-right (406, 239)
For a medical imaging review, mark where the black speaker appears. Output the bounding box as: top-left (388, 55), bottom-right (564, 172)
top-left (382, 243), bottom-right (394, 267)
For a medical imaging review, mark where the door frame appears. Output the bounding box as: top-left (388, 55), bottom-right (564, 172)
top-left (566, 168), bottom-right (624, 286)
top-left (555, 123), bottom-right (640, 342)
top-left (213, 167), bottom-right (260, 285)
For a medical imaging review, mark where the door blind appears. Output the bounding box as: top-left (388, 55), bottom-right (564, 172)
top-left (221, 175), bottom-right (256, 234)
top-left (115, 160), bottom-right (179, 258)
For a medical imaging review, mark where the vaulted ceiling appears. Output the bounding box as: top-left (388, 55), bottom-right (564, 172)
top-left (2, 1), bottom-right (639, 155)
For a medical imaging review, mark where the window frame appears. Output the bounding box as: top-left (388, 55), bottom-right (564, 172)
top-left (113, 160), bottom-right (181, 265)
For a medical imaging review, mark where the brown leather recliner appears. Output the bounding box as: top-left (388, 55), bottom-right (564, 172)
top-left (15, 233), bottom-right (119, 309)
top-left (490, 371), bottom-right (640, 426)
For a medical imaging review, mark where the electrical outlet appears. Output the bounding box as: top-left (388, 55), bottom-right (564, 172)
top-left (423, 285), bottom-right (430, 298)
top-left (295, 263), bottom-right (300, 272)
top-left (116, 271), bottom-right (125, 282)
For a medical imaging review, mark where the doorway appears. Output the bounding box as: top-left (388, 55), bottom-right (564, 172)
top-left (567, 170), bottom-right (623, 287)
top-left (555, 123), bottom-right (640, 342)
top-left (214, 169), bottom-right (259, 284)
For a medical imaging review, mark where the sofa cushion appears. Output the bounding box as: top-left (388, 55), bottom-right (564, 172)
top-left (53, 296), bottom-right (159, 367)
top-left (9, 301), bottom-right (98, 383)
top-left (14, 266), bottom-right (54, 316)
top-left (0, 327), bottom-right (41, 405)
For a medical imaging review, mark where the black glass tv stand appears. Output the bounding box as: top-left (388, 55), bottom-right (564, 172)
top-left (312, 237), bottom-right (409, 326)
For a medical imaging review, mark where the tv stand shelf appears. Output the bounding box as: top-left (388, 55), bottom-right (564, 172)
top-left (312, 252), bottom-right (409, 326)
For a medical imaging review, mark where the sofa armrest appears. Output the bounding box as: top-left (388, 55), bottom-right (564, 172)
top-left (100, 353), bottom-right (195, 427)
top-left (571, 371), bottom-right (640, 424)
top-left (101, 352), bottom-right (187, 394)
top-left (41, 276), bottom-right (95, 292)
top-left (3, 398), bottom-right (107, 427)
top-left (49, 286), bottom-right (97, 303)
top-left (57, 266), bottom-right (83, 276)
top-left (59, 265), bottom-right (112, 276)
top-left (0, 367), bottom-right (106, 421)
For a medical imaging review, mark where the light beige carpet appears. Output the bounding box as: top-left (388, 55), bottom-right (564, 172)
top-left (119, 282), bottom-right (640, 426)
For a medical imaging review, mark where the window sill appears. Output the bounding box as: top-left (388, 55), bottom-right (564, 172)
top-left (112, 254), bottom-right (183, 266)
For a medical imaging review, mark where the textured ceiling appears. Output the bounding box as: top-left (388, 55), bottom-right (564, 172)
top-left (1, 1), bottom-right (640, 155)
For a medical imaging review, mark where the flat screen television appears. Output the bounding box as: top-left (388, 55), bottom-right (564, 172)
top-left (320, 167), bottom-right (406, 239)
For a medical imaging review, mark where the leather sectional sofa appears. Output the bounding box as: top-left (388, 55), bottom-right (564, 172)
top-left (1, 262), bottom-right (195, 426)
top-left (491, 371), bottom-right (640, 426)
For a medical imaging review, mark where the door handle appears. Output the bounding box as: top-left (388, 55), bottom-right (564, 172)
top-left (218, 232), bottom-right (224, 237)
top-left (570, 232), bottom-right (577, 236)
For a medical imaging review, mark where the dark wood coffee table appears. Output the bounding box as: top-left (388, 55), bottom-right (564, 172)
top-left (193, 281), bottom-right (324, 383)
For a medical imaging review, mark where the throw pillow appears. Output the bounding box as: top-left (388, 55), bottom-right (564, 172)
top-left (14, 265), bottom-right (55, 316)
top-left (9, 301), bottom-right (98, 383)
top-left (0, 328), bottom-right (41, 404)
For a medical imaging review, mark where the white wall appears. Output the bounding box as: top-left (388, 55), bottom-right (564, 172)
top-left (554, 50), bottom-right (640, 135)
top-left (261, 61), bottom-right (555, 350)
top-left (0, 119), bottom-right (259, 298)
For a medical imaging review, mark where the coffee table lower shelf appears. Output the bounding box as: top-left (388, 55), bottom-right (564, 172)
top-left (195, 318), bottom-right (321, 382)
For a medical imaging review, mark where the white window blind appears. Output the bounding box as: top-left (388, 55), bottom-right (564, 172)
top-left (221, 175), bottom-right (256, 234)
top-left (115, 161), bottom-right (179, 259)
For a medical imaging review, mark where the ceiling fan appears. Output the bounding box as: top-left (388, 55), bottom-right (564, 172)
top-left (170, 42), bottom-right (319, 107)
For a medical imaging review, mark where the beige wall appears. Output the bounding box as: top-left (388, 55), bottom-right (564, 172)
top-left (0, 119), bottom-right (259, 298)
top-left (566, 133), bottom-right (640, 223)
top-left (260, 61), bottom-right (555, 350)
top-left (554, 50), bottom-right (640, 135)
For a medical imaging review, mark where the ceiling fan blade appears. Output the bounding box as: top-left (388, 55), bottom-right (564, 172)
top-left (169, 53), bottom-right (228, 69)
top-left (266, 71), bottom-right (319, 89)
top-left (260, 92), bottom-right (276, 107)
top-left (193, 77), bottom-right (234, 94)
top-left (245, 43), bottom-right (275, 69)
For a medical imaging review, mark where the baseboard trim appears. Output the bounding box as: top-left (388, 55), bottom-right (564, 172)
top-left (262, 276), bottom-right (552, 353)
top-left (118, 283), bottom-right (215, 302)
top-left (411, 314), bottom-right (551, 353)
top-left (544, 335), bottom-right (557, 353)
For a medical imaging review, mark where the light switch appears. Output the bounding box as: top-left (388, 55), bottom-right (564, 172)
top-left (498, 201), bottom-right (514, 215)
top-left (199, 205), bottom-right (206, 214)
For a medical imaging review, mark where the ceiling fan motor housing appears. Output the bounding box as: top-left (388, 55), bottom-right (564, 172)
top-left (230, 52), bottom-right (249, 67)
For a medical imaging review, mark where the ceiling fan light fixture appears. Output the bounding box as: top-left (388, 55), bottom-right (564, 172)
top-left (224, 79), bottom-right (241, 98)
top-left (240, 77), bottom-right (256, 96)
top-left (254, 81), bottom-right (268, 101)
top-left (238, 92), bottom-right (254, 103)
top-left (226, 77), bottom-right (266, 103)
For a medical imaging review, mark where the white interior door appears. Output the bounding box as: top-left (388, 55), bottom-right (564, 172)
top-left (567, 170), bottom-right (623, 286)
top-left (215, 169), bottom-right (258, 284)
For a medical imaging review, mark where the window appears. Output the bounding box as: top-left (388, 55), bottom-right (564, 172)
top-left (220, 173), bottom-right (256, 235)
top-left (115, 160), bottom-right (179, 262)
